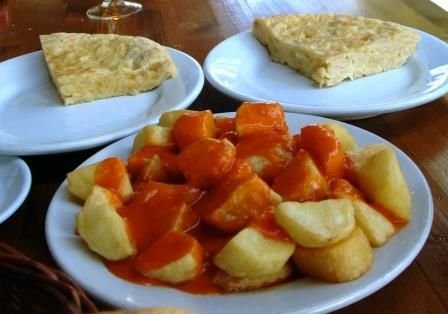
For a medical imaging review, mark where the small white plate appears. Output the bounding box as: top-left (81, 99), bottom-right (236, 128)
top-left (203, 30), bottom-right (448, 120)
top-left (0, 156), bottom-right (31, 223)
top-left (46, 112), bottom-right (433, 314)
top-left (0, 48), bottom-right (204, 155)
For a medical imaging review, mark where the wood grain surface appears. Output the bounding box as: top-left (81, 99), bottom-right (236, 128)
top-left (0, 0), bottom-right (447, 313)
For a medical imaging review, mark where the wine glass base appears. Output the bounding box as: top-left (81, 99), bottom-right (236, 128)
top-left (87, 1), bottom-right (142, 21)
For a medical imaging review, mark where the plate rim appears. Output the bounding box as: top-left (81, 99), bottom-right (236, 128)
top-left (0, 48), bottom-right (204, 156)
top-left (45, 112), bottom-right (434, 313)
top-left (0, 156), bottom-right (32, 224)
top-left (203, 29), bottom-right (448, 119)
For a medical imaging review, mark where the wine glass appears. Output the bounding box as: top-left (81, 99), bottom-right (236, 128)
top-left (87, 0), bottom-right (142, 21)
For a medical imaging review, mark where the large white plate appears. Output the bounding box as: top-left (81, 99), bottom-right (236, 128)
top-left (46, 112), bottom-right (433, 313)
top-left (0, 48), bottom-right (204, 155)
top-left (0, 156), bottom-right (31, 224)
top-left (203, 30), bottom-right (448, 120)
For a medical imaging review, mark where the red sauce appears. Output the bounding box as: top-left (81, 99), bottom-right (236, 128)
top-left (104, 162), bottom-right (288, 294)
top-left (272, 149), bottom-right (328, 202)
top-left (371, 203), bottom-right (409, 229)
top-left (106, 255), bottom-right (223, 294)
top-left (118, 182), bottom-right (201, 251)
top-left (135, 231), bottom-right (202, 272)
top-left (292, 133), bottom-right (302, 151)
top-left (194, 159), bottom-right (254, 220)
top-left (105, 215), bottom-right (231, 294)
top-left (177, 138), bottom-right (236, 189)
top-left (95, 157), bottom-right (126, 195)
top-left (301, 124), bottom-right (345, 178)
top-left (99, 106), bottom-right (408, 295)
top-left (127, 147), bottom-right (180, 179)
top-left (343, 155), bottom-right (358, 185)
top-left (235, 102), bottom-right (288, 136)
top-left (199, 160), bottom-right (280, 232)
top-left (236, 133), bottom-right (294, 182)
top-left (176, 265), bottom-right (222, 294)
top-left (250, 210), bottom-right (292, 242)
top-left (214, 117), bottom-right (235, 138)
top-left (172, 111), bottom-right (216, 150)
top-left (328, 178), bottom-right (363, 201)
top-left (106, 257), bottom-right (157, 285)
top-left (105, 255), bottom-right (222, 294)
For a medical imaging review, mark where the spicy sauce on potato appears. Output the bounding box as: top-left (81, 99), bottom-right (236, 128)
top-left (68, 102), bottom-right (410, 294)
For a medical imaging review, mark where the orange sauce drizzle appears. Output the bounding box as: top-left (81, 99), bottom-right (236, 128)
top-left (371, 203), bottom-right (409, 229)
top-left (250, 210), bottom-right (292, 242)
top-left (95, 157), bottom-right (125, 194)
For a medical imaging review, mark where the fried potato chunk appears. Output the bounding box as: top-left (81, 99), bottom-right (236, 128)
top-left (135, 231), bottom-right (203, 284)
top-left (352, 200), bottom-right (395, 247)
top-left (300, 124), bottom-right (345, 178)
top-left (293, 227), bottom-right (372, 282)
top-left (177, 138), bottom-right (236, 189)
top-left (213, 227), bottom-right (295, 278)
top-left (67, 157), bottom-right (133, 201)
top-left (127, 147), bottom-right (179, 179)
top-left (214, 116), bottom-right (236, 140)
top-left (158, 109), bottom-right (196, 128)
top-left (272, 149), bottom-right (328, 202)
top-left (322, 121), bottom-right (357, 152)
top-left (77, 186), bottom-right (135, 260)
top-left (328, 177), bottom-right (363, 201)
top-left (235, 102), bottom-right (288, 137)
top-left (350, 144), bottom-right (411, 221)
top-left (275, 199), bottom-right (355, 248)
top-left (137, 155), bottom-right (170, 183)
top-left (213, 262), bottom-right (294, 292)
top-left (172, 110), bottom-right (216, 150)
top-left (201, 160), bottom-right (281, 232)
top-left (132, 125), bottom-right (175, 154)
top-left (120, 182), bottom-right (200, 251)
top-left (67, 162), bottom-right (96, 201)
top-left (236, 133), bottom-right (295, 182)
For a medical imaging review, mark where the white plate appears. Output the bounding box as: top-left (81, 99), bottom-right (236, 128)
top-left (203, 30), bottom-right (448, 120)
top-left (0, 156), bottom-right (31, 223)
top-left (46, 112), bottom-right (433, 313)
top-left (0, 48), bottom-right (204, 155)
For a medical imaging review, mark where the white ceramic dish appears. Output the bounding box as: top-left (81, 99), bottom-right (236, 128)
top-left (0, 48), bottom-right (204, 155)
top-left (46, 112), bottom-right (433, 314)
top-left (0, 156), bottom-right (31, 223)
top-left (203, 30), bottom-right (448, 120)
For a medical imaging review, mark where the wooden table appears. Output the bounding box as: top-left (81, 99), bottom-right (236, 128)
top-left (0, 0), bottom-right (447, 313)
